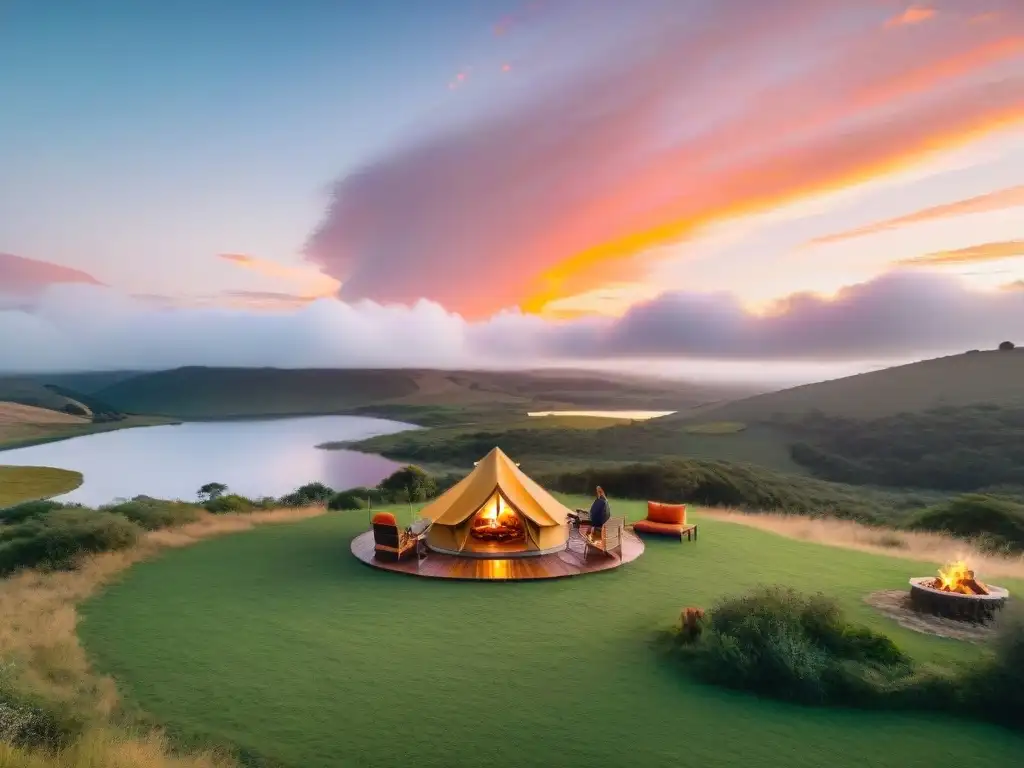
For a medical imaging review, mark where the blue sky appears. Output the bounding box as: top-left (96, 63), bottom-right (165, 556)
top-left (1, 0), bottom-right (1023, 375)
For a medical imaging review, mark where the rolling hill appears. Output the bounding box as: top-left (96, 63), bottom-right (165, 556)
top-left (91, 366), bottom-right (755, 419)
top-left (669, 349), bottom-right (1024, 423)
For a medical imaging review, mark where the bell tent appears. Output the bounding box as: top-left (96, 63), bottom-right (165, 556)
top-left (422, 447), bottom-right (571, 557)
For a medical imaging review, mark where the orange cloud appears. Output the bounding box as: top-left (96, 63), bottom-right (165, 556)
top-left (885, 6), bottom-right (935, 28)
top-left (218, 253), bottom-right (340, 297)
top-left (898, 240), bottom-right (1024, 266)
top-left (810, 185), bottom-right (1024, 246)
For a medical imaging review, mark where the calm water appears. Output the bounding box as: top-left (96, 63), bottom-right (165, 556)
top-left (0, 416), bottom-right (415, 506)
top-left (527, 410), bottom-right (675, 420)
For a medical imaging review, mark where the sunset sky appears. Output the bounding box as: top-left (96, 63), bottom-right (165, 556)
top-left (2, 0), bottom-right (1023, 377)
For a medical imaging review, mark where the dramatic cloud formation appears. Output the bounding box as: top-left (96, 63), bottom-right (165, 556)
top-left (305, 0), bottom-right (1024, 318)
top-left (898, 240), bottom-right (1024, 266)
top-left (3, 272), bottom-right (1021, 373)
top-left (809, 185), bottom-right (1024, 246)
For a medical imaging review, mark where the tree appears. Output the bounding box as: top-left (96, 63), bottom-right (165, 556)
top-left (999, 341), bottom-right (1015, 351)
top-left (197, 482), bottom-right (228, 502)
top-left (377, 465), bottom-right (437, 502)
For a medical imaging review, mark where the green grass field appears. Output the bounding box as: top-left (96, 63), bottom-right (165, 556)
top-left (0, 465), bottom-right (83, 507)
top-left (79, 499), bottom-right (1024, 768)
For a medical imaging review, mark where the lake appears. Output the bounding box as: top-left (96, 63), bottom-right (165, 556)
top-left (527, 410), bottom-right (675, 420)
top-left (0, 416), bottom-right (415, 506)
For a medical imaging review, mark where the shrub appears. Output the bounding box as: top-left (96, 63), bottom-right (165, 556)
top-left (905, 494), bottom-right (1024, 552)
top-left (279, 482), bottom-right (335, 507)
top-left (959, 602), bottom-right (1024, 729)
top-left (204, 494), bottom-right (256, 514)
top-left (328, 490), bottom-right (370, 511)
top-left (0, 510), bottom-right (140, 575)
top-left (669, 587), bottom-right (911, 706)
top-left (103, 496), bottom-right (202, 530)
top-left (999, 340), bottom-right (1015, 351)
top-left (0, 500), bottom-right (64, 525)
top-left (545, 460), bottom-right (885, 522)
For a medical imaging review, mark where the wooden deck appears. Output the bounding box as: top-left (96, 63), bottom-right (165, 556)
top-left (350, 529), bottom-right (645, 581)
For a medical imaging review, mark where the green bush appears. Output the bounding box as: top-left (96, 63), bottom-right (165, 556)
top-left (905, 494), bottom-right (1024, 552)
top-left (669, 587), bottom-right (912, 706)
top-left (0, 500), bottom-right (65, 525)
top-left (104, 496), bottom-right (202, 529)
top-left (0, 509), bottom-right (140, 575)
top-left (328, 490), bottom-right (371, 511)
top-left (204, 494), bottom-right (257, 514)
top-left (545, 460), bottom-right (896, 522)
top-left (279, 482), bottom-right (335, 507)
top-left (959, 603), bottom-right (1024, 729)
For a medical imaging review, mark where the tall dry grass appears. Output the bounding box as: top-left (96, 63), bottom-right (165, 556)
top-left (702, 509), bottom-right (1024, 581)
top-left (0, 506), bottom-right (325, 767)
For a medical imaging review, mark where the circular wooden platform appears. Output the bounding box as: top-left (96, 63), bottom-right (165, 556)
top-left (350, 529), bottom-right (645, 581)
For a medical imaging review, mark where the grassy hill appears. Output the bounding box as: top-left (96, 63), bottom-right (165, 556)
top-left (0, 465), bottom-right (82, 506)
top-left (672, 349), bottom-right (1024, 423)
top-left (92, 366), bottom-right (752, 420)
top-left (75, 508), bottom-right (1024, 768)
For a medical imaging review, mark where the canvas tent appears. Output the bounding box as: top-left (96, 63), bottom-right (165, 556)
top-left (423, 447), bottom-right (570, 557)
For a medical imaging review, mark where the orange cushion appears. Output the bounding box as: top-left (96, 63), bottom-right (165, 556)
top-left (647, 501), bottom-right (686, 525)
top-left (634, 519), bottom-right (688, 535)
top-left (372, 512), bottom-right (398, 526)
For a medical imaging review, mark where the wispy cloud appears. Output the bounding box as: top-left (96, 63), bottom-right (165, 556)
top-left (305, 1), bottom-right (1024, 318)
top-left (898, 240), bottom-right (1024, 266)
top-left (218, 253), bottom-right (340, 298)
top-left (0, 253), bottom-right (102, 304)
top-left (885, 5), bottom-right (936, 28)
top-left (810, 185), bottom-right (1024, 246)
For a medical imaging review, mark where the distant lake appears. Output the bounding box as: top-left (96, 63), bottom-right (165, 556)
top-left (0, 416), bottom-right (415, 506)
top-left (527, 410), bottom-right (675, 420)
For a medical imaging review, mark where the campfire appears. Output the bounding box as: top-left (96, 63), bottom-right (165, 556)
top-left (909, 560), bottom-right (1009, 624)
top-left (932, 561), bottom-right (990, 596)
top-left (470, 496), bottom-right (526, 544)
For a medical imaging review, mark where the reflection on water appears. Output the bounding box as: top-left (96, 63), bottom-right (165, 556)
top-left (527, 410), bottom-right (675, 420)
top-left (0, 416), bottom-right (414, 506)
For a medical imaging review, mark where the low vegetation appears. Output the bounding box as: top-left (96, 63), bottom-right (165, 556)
top-left (781, 405), bottom-right (1024, 492)
top-left (906, 494), bottom-right (1024, 553)
top-left (544, 459), bottom-right (941, 523)
top-left (665, 586), bottom-right (1024, 730)
top-left (0, 467), bottom-right (83, 508)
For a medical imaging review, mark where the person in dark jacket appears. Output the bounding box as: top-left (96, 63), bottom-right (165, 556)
top-left (586, 486), bottom-right (610, 540)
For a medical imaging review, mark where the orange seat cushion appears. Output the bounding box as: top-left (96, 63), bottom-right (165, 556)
top-left (634, 519), bottom-right (689, 536)
top-left (646, 501), bottom-right (686, 525)
top-left (372, 512), bottom-right (398, 526)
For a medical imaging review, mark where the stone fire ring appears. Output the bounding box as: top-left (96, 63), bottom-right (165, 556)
top-left (908, 577), bottom-right (1009, 623)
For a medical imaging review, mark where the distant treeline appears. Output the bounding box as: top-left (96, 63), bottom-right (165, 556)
top-left (778, 405), bottom-right (1024, 492)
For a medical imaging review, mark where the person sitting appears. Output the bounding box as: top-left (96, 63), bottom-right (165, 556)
top-left (584, 486), bottom-right (610, 541)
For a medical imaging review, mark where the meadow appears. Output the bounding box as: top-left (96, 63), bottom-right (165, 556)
top-left (0, 466), bottom-right (82, 507)
top-left (75, 500), bottom-right (1024, 768)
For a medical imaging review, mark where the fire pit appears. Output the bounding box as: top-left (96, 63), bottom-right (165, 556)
top-left (909, 561), bottom-right (1009, 624)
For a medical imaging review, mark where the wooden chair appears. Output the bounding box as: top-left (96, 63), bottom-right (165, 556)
top-left (582, 516), bottom-right (625, 563)
top-left (371, 512), bottom-right (419, 561)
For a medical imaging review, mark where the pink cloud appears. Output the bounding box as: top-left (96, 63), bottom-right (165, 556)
top-left (305, 1), bottom-right (1024, 318)
top-left (885, 5), bottom-right (936, 28)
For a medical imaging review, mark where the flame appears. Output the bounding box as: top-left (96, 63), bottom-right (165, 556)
top-left (933, 560), bottom-right (989, 595)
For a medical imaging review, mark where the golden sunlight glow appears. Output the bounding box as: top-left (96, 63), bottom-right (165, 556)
top-left (520, 107), bottom-right (1024, 316)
